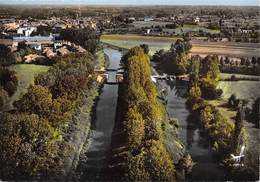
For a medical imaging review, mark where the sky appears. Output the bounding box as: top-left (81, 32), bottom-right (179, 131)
top-left (0, 0), bottom-right (258, 6)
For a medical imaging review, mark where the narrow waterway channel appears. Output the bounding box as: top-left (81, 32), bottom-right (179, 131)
top-left (80, 47), bottom-right (227, 181)
top-left (157, 79), bottom-right (227, 181)
top-left (80, 48), bottom-right (122, 180)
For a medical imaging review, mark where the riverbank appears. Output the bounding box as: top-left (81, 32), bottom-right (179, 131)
top-left (66, 48), bottom-right (122, 181)
top-left (55, 50), bottom-right (108, 180)
top-left (107, 47), bottom-right (193, 181)
top-left (152, 65), bottom-right (193, 180)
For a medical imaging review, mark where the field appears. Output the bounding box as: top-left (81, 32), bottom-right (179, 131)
top-left (131, 22), bottom-right (220, 34)
top-left (101, 34), bottom-right (176, 55)
top-left (5, 64), bottom-right (50, 110)
top-left (101, 34), bottom-right (260, 57)
top-left (218, 80), bottom-right (260, 105)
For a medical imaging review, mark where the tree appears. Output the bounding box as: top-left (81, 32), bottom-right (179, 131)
top-left (125, 106), bottom-right (145, 152)
top-left (140, 44), bottom-right (149, 54)
top-left (0, 45), bottom-right (16, 65)
top-left (257, 57), bottom-right (260, 65)
top-left (0, 113), bottom-right (60, 180)
top-left (251, 97), bottom-right (260, 128)
top-left (251, 56), bottom-right (257, 66)
top-left (228, 94), bottom-right (238, 108)
top-left (224, 56), bottom-right (230, 64)
top-left (60, 28), bottom-right (99, 54)
top-left (199, 55), bottom-right (221, 99)
top-left (0, 66), bottom-right (18, 98)
top-left (232, 107), bottom-right (245, 154)
top-left (240, 57), bottom-right (246, 66)
top-left (245, 58), bottom-right (251, 67)
top-left (145, 140), bottom-right (176, 181)
top-left (14, 85), bottom-right (53, 118)
top-left (124, 151), bottom-right (149, 181)
top-left (121, 46), bottom-right (175, 181)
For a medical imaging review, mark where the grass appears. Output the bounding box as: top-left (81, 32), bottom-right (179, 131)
top-left (218, 80), bottom-right (260, 105)
top-left (95, 50), bottom-right (106, 70)
top-left (101, 34), bottom-right (176, 55)
top-left (174, 24), bottom-right (220, 34)
top-left (207, 99), bottom-right (236, 123)
top-left (6, 64), bottom-right (50, 110)
top-left (101, 34), bottom-right (259, 57)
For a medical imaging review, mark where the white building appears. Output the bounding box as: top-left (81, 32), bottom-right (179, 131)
top-left (54, 41), bottom-right (63, 49)
top-left (17, 27), bottom-right (37, 36)
top-left (194, 17), bottom-right (200, 23)
top-left (28, 43), bottom-right (42, 51)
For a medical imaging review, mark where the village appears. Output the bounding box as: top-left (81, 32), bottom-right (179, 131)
top-left (0, 4), bottom-right (259, 182)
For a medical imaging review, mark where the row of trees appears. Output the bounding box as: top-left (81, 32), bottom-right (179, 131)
top-left (119, 47), bottom-right (176, 181)
top-left (219, 56), bottom-right (260, 76)
top-left (188, 55), bottom-right (222, 106)
top-left (0, 52), bottom-right (95, 180)
top-left (187, 54), bottom-right (236, 153)
top-left (187, 54), bottom-right (246, 156)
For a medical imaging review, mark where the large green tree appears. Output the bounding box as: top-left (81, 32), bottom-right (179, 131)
top-left (0, 113), bottom-right (60, 180)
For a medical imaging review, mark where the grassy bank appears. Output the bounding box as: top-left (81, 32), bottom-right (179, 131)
top-left (4, 64), bottom-right (49, 111)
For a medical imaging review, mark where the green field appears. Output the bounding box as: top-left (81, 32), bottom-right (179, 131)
top-left (101, 34), bottom-right (175, 55)
top-left (173, 24), bottom-right (220, 34)
top-left (5, 64), bottom-right (50, 110)
top-left (218, 80), bottom-right (260, 105)
top-left (101, 34), bottom-right (259, 57)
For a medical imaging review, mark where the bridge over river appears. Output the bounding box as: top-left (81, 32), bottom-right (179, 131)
top-left (94, 68), bottom-right (124, 84)
top-left (75, 48), bottom-right (122, 180)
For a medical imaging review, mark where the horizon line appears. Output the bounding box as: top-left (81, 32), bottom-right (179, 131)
top-left (0, 3), bottom-right (259, 7)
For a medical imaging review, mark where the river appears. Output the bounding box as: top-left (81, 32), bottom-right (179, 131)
top-left (80, 48), bottom-right (122, 180)
top-left (157, 79), bottom-right (227, 181)
top-left (82, 47), bottom-right (227, 181)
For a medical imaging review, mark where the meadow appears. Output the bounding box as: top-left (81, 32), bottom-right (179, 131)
top-left (218, 80), bottom-right (260, 105)
top-left (101, 34), bottom-right (260, 57)
top-left (5, 64), bottom-right (49, 110)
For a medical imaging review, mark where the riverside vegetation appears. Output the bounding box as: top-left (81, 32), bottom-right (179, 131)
top-left (109, 47), bottom-right (177, 181)
top-left (0, 52), bottom-right (98, 180)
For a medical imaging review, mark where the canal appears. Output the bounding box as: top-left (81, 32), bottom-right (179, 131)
top-left (157, 79), bottom-right (227, 181)
top-left (80, 48), bottom-right (122, 180)
top-left (81, 47), bottom-right (227, 181)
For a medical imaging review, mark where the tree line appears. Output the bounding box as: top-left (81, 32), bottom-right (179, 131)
top-left (112, 46), bottom-right (177, 181)
top-left (0, 52), bottom-right (95, 180)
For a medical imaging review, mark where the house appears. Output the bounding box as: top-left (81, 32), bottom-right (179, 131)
top-left (57, 47), bottom-right (70, 56)
top-left (17, 27), bottom-right (37, 36)
top-left (194, 17), bottom-right (200, 23)
top-left (54, 40), bottom-right (63, 49)
top-left (27, 43), bottom-right (42, 51)
top-left (144, 17), bottom-right (154, 22)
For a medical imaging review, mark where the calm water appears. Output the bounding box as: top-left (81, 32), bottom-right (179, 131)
top-left (83, 48), bottom-right (227, 181)
top-left (157, 80), bottom-right (227, 181)
top-left (81, 48), bottom-right (122, 180)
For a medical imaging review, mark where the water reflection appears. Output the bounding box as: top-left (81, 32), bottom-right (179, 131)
top-left (78, 48), bottom-right (122, 180)
top-left (157, 79), bottom-right (226, 181)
